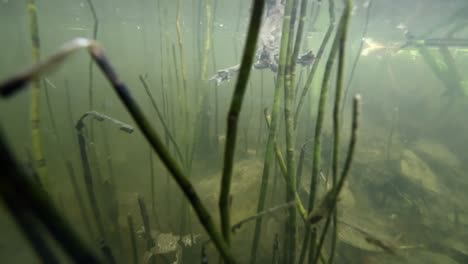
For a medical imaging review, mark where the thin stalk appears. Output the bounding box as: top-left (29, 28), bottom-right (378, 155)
top-left (27, 0), bottom-right (48, 190)
top-left (249, 0), bottom-right (293, 260)
top-left (65, 80), bottom-right (95, 239)
top-left (340, 0), bottom-right (373, 121)
top-left (175, 0), bottom-right (190, 166)
top-left (272, 234), bottom-right (280, 264)
top-left (305, 0), bottom-right (341, 261)
top-left (76, 120), bottom-right (106, 240)
top-left (296, 145), bottom-right (306, 190)
top-left (256, 72), bottom-right (265, 154)
top-left (76, 111), bottom-right (134, 259)
top-left (139, 75), bottom-right (185, 166)
top-left (65, 160), bottom-right (94, 238)
top-left (149, 148), bottom-right (156, 221)
top-left (294, 0), bottom-right (336, 128)
top-left (313, 94), bottom-right (360, 264)
top-left (0, 38), bottom-right (236, 264)
top-left (64, 81), bottom-right (94, 238)
top-left (329, 1), bottom-right (352, 262)
top-left (283, 0), bottom-right (300, 261)
top-left (290, 0), bottom-right (309, 90)
top-left (211, 0), bottom-right (220, 157)
top-left (43, 79), bottom-right (59, 140)
top-left (161, 74), bottom-right (170, 149)
top-left (219, 0), bottom-right (266, 245)
top-left (99, 120), bottom-right (123, 257)
top-left (202, 0), bottom-right (213, 80)
top-left (137, 195), bottom-right (156, 257)
top-left (85, 0), bottom-right (98, 112)
top-left (0, 133), bottom-right (102, 263)
top-left (171, 44), bottom-right (181, 109)
top-left (265, 111), bottom-right (307, 219)
top-left (127, 214), bottom-right (139, 264)
top-left (231, 202), bottom-right (295, 233)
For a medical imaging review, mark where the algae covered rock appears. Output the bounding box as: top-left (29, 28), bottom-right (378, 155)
top-left (400, 149), bottom-right (441, 194)
top-left (413, 139), bottom-right (461, 169)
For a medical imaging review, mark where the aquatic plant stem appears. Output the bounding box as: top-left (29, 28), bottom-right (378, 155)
top-left (65, 160), bottom-right (94, 238)
top-left (64, 81), bottom-right (95, 239)
top-left (340, 0), bottom-right (372, 120)
top-left (85, 0), bottom-right (98, 112)
top-left (202, 0), bottom-right (213, 80)
top-left (249, 0), bottom-right (296, 261)
top-left (264, 111), bottom-right (307, 219)
top-left (127, 214), bottom-right (139, 264)
top-left (176, 0), bottom-right (191, 166)
top-left (231, 202), bottom-right (295, 233)
top-left (283, 0), bottom-right (301, 261)
top-left (77, 111), bottom-right (133, 261)
top-left (219, 0), bottom-right (266, 245)
top-left (139, 74), bottom-right (185, 166)
top-left (329, 1), bottom-right (352, 262)
top-left (290, 0), bottom-right (309, 91)
top-left (149, 148), bottom-right (156, 221)
top-left (76, 117), bottom-right (107, 241)
top-left (314, 94), bottom-right (360, 264)
top-left (138, 195), bottom-right (156, 263)
top-left (294, 0), bottom-right (336, 128)
top-left (303, 0), bottom-right (340, 261)
top-left (27, 0), bottom-right (49, 190)
top-left (0, 38), bottom-right (236, 264)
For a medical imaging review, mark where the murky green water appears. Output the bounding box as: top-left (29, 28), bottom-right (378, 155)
top-left (1, 0), bottom-right (468, 263)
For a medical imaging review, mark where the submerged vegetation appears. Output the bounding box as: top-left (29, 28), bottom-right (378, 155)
top-left (1, 0), bottom-right (468, 263)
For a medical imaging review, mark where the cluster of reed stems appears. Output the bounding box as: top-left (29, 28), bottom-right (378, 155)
top-left (0, 0), bottom-right (361, 263)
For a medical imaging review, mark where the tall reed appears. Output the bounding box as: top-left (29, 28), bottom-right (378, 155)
top-left (27, 0), bottom-right (48, 190)
top-left (219, 0), bottom-right (266, 246)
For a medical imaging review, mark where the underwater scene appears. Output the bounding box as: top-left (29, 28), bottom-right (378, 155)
top-left (1, 0), bottom-right (468, 263)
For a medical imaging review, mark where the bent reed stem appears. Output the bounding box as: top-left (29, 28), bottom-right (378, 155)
top-left (219, 0), bottom-right (266, 245)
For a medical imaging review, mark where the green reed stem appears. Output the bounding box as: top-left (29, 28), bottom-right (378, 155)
top-left (27, 0), bottom-right (49, 191)
top-left (149, 148), bottom-right (157, 221)
top-left (231, 202), bottom-right (295, 233)
top-left (127, 214), bottom-right (139, 264)
top-left (64, 82), bottom-right (94, 238)
top-left (65, 160), bottom-right (94, 238)
top-left (314, 94), bottom-right (360, 264)
top-left (294, 0), bottom-right (336, 128)
top-left (137, 195), bottom-right (156, 254)
top-left (264, 111), bottom-right (307, 220)
top-left (289, 0), bottom-right (308, 94)
top-left (329, 1), bottom-right (351, 262)
top-left (85, 0), bottom-right (98, 112)
top-left (76, 117), bottom-right (106, 241)
top-left (304, 0), bottom-right (340, 261)
top-left (176, 0), bottom-right (191, 167)
top-left (139, 74), bottom-right (186, 166)
top-left (202, 0), bottom-right (213, 80)
top-left (219, 0), bottom-right (266, 245)
top-left (250, 0), bottom-right (293, 261)
top-left (284, 0), bottom-right (300, 261)
top-left (340, 0), bottom-right (372, 120)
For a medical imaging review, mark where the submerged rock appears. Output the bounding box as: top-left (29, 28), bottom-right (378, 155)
top-left (400, 149), bottom-right (442, 194)
top-left (413, 139), bottom-right (461, 169)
